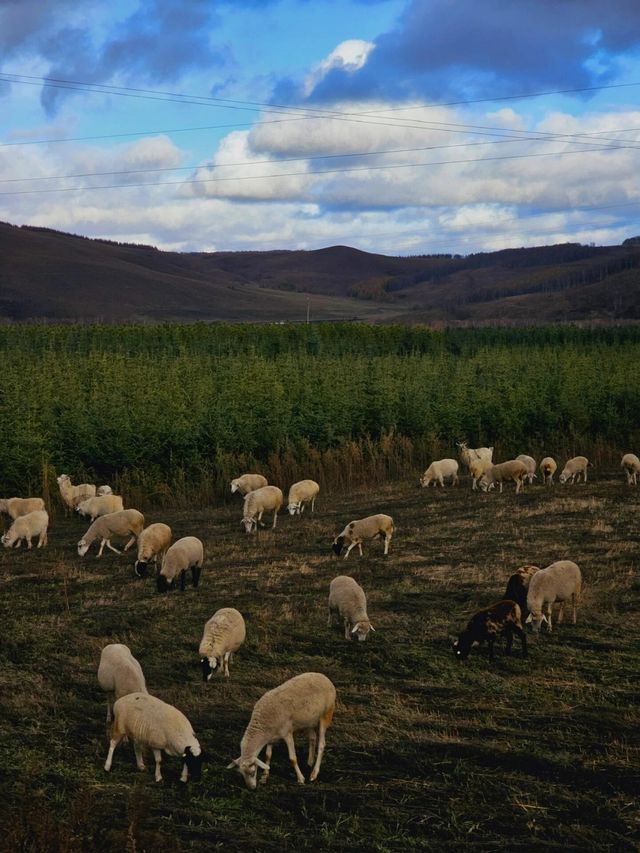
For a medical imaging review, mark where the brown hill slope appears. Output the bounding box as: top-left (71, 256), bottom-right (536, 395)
top-left (1, 221), bottom-right (640, 323)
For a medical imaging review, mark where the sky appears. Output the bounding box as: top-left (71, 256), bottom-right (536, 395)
top-left (1, 0), bottom-right (640, 255)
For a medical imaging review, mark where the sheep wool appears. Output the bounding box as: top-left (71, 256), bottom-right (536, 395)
top-left (287, 480), bottom-right (320, 515)
top-left (199, 608), bottom-right (246, 680)
top-left (157, 536), bottom-right (203, 592)
top-left (97, 643), bottom-right (148, 723)
top-left (328, 575), bottom-right (375, 641)
top-left (2, 510), bottom-right (49, 549)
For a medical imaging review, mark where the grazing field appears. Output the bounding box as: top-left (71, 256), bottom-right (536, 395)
top-left (1, 474), bottom-right (638, 852)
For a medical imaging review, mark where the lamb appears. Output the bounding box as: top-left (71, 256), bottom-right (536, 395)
top-left (526, 560), bottom-right (582, 633)
top-left (453, 600), bottom-right (528, 662)
top-left (621, 453), bottom-right (640, 486)
top-left (0, 497), bottom-right (45, 520)
top-left (457, 441), bottom-right (494, 471)
top-left (134, 523), bottom-right (172, 578)
top-left (97, 485), bottom-right (113, 496)
top-left (76, 494), bottom-right (124, 521)
top-left (559, 456), bottom-right (590, 484)
top-left (503, 565), bottom-right (540, 619)
top-left (199, 608), bottom-right (246, 680)
top-left (478, 460), bottom-right (529, 494)
top-left (420, 458), bottom-right (459, 488)
top-left (157, 536), bottom-right (203, 592)
top-left (468, 456), bottom-right (494, 491)
top-left (241, 486), bottom-right (284, 534)
top-left (1, 510), bottom-right (49, 549)
top-left (328, 575), bottom-right (375, 641)
top-left (230, 473), bottom-right (268, 496)
top-left (287, 479), bottom-right (320, 515)
top-left (227, 672), bottom-right (336, 789)
top-left (97, 643), bottom-right (148, 724)
top-left (516, 454), bottom-right (537, 485)
top-left (77, 509), bottom-right (145, 557)
top-left (332, 513), bottom-right (394, 558)
top-left (104, 692), bottom-right (205, 783)
top-left (57, 474), bottom-right (96, 509)
top-left (539, 456), bottom-right (558, 485)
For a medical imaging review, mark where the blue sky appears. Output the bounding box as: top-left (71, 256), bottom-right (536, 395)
top-left (1, 0), bottom-right (640, 254)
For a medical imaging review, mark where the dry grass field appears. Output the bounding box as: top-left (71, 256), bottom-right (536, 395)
top-left (1, 472), bottom-right (638, 852)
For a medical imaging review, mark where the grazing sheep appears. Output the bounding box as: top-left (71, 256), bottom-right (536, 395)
top-left (457, 441), bottom-right (494, 471)
top-left (468, 456), bottom-right (494, 491)
top-left (328, 575), bottom-right (375, 641)
top-left (332, 514), bottom-right (394, 558)
top-left (453, 600), bottom-right (528, 662)
top-left (57, 474), bottom-right (96, 509)
top-left (97, 643), bottom-right (148, 724)
top-left (77, 509), bottom-right (145, 558)
top-left (478, 460), bottom-right (529, 494)
top-left (420, 459), bottom-right (459, 488)
top-left (199, 608), bottom-right (246, 680)
top-left (0, 497), bottom-right (45, 520)
top-left (516, 454), bottom-right (537, 485)
top-left (157, 536), bottom-right (203, 593)
top-left (97, 485), bottom-right (113, 496)
top-left (621, 453), bottom-right (640, 486)
top-left (503, 565), bottom-right (540, 619)
top-left (539, 456), bottom-right (557, 485)
top-left (230, 474), bottom-right (268, 496)
top-left (287, 479), bottom-right (320, 515)
top-left (242, 486), bottom-right (284, 534)
top-left (76, 494), bottom-right (124, 521)
top-left (526, 560), bottom-right (582, 633)
top-left (134, 523), bottom-right (172, 578)
top-left (559, 456), bottom-right (590, 484)
top-left (228, 672), bottom-right (336, 789)
top-left (2, 510), bottom-right (49, 549)
top-left (104, 692), bottom-right (205, 783)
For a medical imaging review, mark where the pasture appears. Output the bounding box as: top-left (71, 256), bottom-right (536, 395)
top-left (1, 473), bottom-right (638, 852)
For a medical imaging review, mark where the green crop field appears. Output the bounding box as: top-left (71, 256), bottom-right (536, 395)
top-left (1, 474), bottom-right (638, 852)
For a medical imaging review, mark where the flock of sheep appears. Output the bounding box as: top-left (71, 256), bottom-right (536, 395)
top-left (0, 444), bottom-right (634, 788)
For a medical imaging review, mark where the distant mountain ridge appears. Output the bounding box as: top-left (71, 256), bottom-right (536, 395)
top-left (1, 220), bottom-right (640, 324)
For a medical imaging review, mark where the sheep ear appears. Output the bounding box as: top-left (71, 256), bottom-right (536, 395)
top-left (369, 625), bottom-right (376, 632)
top-left (541, 614), bottom-right (549, 623)
top-left (351, 623), bottom-right (360, 633)
top-left (525, 613), bottom-right (532, 623)
top-left (227, 758), bottom-right (240, 769)
top-left (255, 758), bottom-right (269, 770)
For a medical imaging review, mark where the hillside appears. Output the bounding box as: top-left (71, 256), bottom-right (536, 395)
top-left (1, 220), bottom-right (640, 323)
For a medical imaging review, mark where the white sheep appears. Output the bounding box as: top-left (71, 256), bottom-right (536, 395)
top-left (1, 510), bottom-right (49, 549)
top-left (57, 474), bottom-right (96, 509)
top-left (157, 536), bottom-right (203, 592)
top-left (97, 485), bottom-right (113, 496)
top-left (621, 453), bottom-right (640, 486)
top-left (199, 608), bottom-right (246, 680)
top-left (134, 523), bottom-right (172, 578)
top-left (328, 575), bottom-right (375, 641)
top-left (468, 456), bottom-right (494, 491)
top-left (516, 454), bottom-right (537, 485)
top-left (230, 473), bottom-right (268, 496)
top-left (539, 456), bottom-right (557, 485)
top-left (228, 672), bottom-right (336, 789)
top-left (332, 514), bottom-right (394, 558)
top-left (77, 509), bottom-right (145, 558)
top-left (526, 560), bottom-right (582, 633)
top-left (0, 497), bottom-right (46, 520)
top-left (242, 486), bottom-right (284, 533)
top-left (76, 494), bottom-right (124, 521)
top-left (104, 692), bottom-right (205, 783)
top-left (287, 479), bottom-right (320, 515)
top-left (457, 441), bottom-right (494, 471)
top-left (478, 460), bottom-right (528, 494)
top-left (97, 643), bottom-right (148, 724)
top-left (420, 459), bottom-right (459, 488)
top-left (559, 456), bottom-right (590, 484)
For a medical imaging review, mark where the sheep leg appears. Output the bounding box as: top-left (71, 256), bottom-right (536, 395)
top-left (104, 733), bottom-right (125, 772)
top-left (26, 536), bottom-right (33, 549)
top-left (309, 715), bottom-right (330, 782)
top-left (358, 543), bottom-right (363, 557)
top-left (123, 536), bottom-right (136, 551)
top-left (311, 497), bottom-right (316, 512)
top-left (38, 531), bottom-right (47, 547)
top-left (557, 601), bottom-right (565, 624)
top-left (180, 569), bottom-right (186, 592)
top-left (344, 619), bottom-right (352, 641)
top-left (257, 510), bottom-right (265, 528)
top-left (472, 477), bottom-right (477, 491)
top-left (383, 535), bottom-right (391, 556)
top-left (259, 744), bottom-right (273, 785)
top-left (499, 482), bottom-right (503, 493)
top-left (545, 603), bottom-right (553, 632)
top-left (308, 729), bottom-right (317, 766)
top-left (504, 629), bottom-right (514, 655)
top-left (516, 625), bottom-right (528, 658)
top-left (192, 565), bottom-right (202, 588)
top-left (223, 651), bottom-right (231, 677)
top-left (272, 509), bottom-right (278, 530)
top-left (133, 741), bottom-right (145, 771)
top-left (487, 637), bottom-right (496, 662)
top-left (153, 748), bottom-right (163, 782)
top-left (284, 732), bottom-right (305, 784)
top-left (572, 593), bottom-right (578, 624)
top-left (105, 540), bottom-right (122, 555)
top-left (343, 542), bottom-right (357, 559)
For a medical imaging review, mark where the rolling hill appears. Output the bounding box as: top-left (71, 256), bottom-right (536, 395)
top-left (1, 220), bottom-right (640, 323)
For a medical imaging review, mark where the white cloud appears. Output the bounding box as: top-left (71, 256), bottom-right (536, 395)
top-left (304, 39), bottom-right (375, 97)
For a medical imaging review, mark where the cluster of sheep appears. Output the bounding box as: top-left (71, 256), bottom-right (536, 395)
top-left (230, 474), bottom-right (320, 533)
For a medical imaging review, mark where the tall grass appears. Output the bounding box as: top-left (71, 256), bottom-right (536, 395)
top-left (1, 324), bottom-right (639, 505)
